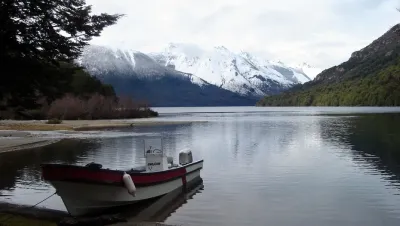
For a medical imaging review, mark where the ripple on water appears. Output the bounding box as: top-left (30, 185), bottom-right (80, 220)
top-left (2, 108), bottom-right (400, 226)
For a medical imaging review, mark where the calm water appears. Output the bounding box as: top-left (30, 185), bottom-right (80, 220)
top-left (1, 107), bottom-right (400, 225)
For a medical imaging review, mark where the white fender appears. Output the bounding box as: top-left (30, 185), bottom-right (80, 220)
top-left (122, 172), bottom-right (136, 196)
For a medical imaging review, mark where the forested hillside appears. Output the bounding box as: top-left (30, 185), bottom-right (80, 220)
top-left (257, 24), bottom-right (400, 106)
top-left (0, 0), bottom-right (157, 120)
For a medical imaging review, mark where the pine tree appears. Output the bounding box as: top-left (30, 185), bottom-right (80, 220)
top-left (0, 0), bottom-right (123, 110)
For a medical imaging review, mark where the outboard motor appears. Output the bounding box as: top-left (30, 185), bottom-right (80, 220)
top-left (179, 149), bottom-right (193, 165)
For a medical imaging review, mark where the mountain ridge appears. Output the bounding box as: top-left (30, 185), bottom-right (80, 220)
top-left (77, 45), bottom-right (258, 107)
top-left (76, 43), bottom-right (322, 107)
top-left (149, 42), bottom-right (321, 96)
top-left (257, 23), bottom-right (400, 107)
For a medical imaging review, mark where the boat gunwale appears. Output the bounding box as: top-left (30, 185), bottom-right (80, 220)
top-left (40, 159), bottom-right (203, 175)
top-left (45, 167), bottom-right (203, 187)
top-left (41, 160), bottom-right (204, 187)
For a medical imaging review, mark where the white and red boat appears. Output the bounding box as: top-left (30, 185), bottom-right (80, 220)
top-left (41, 138), bottom-right (204, 217)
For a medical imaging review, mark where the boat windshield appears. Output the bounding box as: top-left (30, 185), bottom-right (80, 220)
top-left (143, 137), bottom-right (164, 156)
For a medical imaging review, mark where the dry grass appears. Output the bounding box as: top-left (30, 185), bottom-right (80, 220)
top-left (0, 213), bottom-right (56, 226)
top-left (0, 123), bottom-right (73, 131)
top-left (0, 120), bottom-right (196, 132)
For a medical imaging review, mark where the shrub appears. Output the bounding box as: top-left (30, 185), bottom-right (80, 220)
top-left (46, 93), bottom-right (157, 120)
top-left (47, 94), bottom-right (86, 120)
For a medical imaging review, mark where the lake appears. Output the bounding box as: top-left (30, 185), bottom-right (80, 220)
top-left (1, 106), bottom-right (400, 225)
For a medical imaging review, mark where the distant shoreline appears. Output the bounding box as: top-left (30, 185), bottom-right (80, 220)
top-left (0, 119), bottom-right (200, 154)
top-left (0, 119), bottom-right (196, 131)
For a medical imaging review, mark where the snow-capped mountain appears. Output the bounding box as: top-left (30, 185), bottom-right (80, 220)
top-left (76, 44), bottom-right (322, 106)
top-left (290, 62), bottom-right (323, 80)
top-left (148, 43), bottom-right (315, 96)
top-left (78, 45), bottom-right (206, 86)
top-left (76, 45), bottom-right (258, 107)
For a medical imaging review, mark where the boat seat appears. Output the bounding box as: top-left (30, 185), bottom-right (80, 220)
top-left (85, 162), bottom-right (102, 169)
top-left (127, 165), bottom-right (146, 173)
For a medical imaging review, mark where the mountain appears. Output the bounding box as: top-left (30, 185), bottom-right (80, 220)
top-left (149, 43), bottom-right (314, 96)
top-left (289, 62), bottom-right (323, 80)
top-left (76, 44), bottom-right (320, 107)
top-left (257, 23), bottom-right (400, 107)
top-left (77, 45), bottom-right (257, 107)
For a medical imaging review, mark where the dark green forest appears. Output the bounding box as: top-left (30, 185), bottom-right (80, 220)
top-left (257, 24), bottom-right (400, 107)
top-left (0, 0), bottom-right (157, 120)
top-left (257, 60), bottom-right (400, 106)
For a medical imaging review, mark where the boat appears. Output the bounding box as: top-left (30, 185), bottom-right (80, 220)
top-left (41, 137), bottom-right (204, 217)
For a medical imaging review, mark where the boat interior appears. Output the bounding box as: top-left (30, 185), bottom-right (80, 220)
top-left (84, 152), bottom-right (189, 174)
top-left (83, 138), bottom-right (194, 174)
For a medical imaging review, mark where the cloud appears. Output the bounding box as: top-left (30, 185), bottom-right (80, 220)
top-left (86, 0), bottom-right (400, 69)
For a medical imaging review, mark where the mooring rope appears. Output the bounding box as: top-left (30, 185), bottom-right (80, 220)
top-left (0, 191), bottom-right (57, 225)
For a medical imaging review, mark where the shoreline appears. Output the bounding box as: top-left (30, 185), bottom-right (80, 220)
top-left (0, 119), bottom-right (197, 131)
top-left (0, 138), bottom-right (63, 154)
top-left (0, 130), bottom-right (64, 154)
top-left (0, 120), bottom-right (205, 153)
top-left (0, 201), bottom-right (181, 226)
top-left (0, 178), bottom-right (203, 225)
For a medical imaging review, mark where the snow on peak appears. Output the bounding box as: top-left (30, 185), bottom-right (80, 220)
top-left (163, 42), bottom-right (204, 58)
top-left (289, 62), bottom-right (323, 80)
top-left (150, 43), bottom-right (315, 96)
top-left (76, 45), bottom-right (137, 76)
top-left (77, 43), bottom-right (322, 98)
top-left (77, 45), bottom-right (209, 88)
top-left (214, 45), bottom-right (230, 52)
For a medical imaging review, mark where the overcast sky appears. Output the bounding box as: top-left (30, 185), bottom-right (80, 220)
top-left (86, 0), bottom-right (399, 69)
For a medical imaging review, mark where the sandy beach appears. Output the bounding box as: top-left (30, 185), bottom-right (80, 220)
top-left (0, 119), bottom-right (197, 153)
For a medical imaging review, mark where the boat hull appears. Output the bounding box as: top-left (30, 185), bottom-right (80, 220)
top-left (43, 160), bottom-right (203, 216)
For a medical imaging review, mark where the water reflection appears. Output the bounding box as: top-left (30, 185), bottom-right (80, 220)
top-left (320, 114), bottom-right (400, 189)
top-left (1, 109), bottom-right (400, 226)
top-left (0, 124), bottom-right (195, 210)
top-left (120, 177), bottom-right (204, 223)
top-left (0, 139), bottom-right (96, 191)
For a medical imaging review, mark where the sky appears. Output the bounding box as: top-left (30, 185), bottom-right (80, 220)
top-left (86, 0), bottom-right (400, 69)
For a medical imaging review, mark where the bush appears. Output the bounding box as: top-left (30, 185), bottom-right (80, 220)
top-left (46, 93), bottom-right (158, 120)
top-left (47, 94), bottom-right (86, 120)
